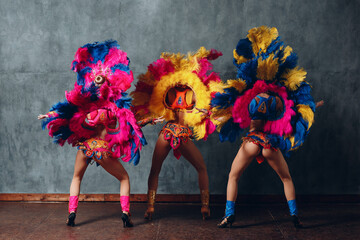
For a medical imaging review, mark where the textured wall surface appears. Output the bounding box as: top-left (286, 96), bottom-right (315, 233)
top-left (1, 0), bottom-right (359, 195)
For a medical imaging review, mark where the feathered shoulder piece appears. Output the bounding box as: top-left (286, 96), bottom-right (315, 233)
top-left (211, 26), bottom-right (315, 155)
top-left (131, 47), bottom-right (223, 140)
top-left (42, 40), bottom-right (145, 165)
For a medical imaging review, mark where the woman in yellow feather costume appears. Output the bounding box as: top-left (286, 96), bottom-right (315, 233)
top-left (131, 47), bottom-right (223, 220)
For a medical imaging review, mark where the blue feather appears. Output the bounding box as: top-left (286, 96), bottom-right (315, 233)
top-left (111, 63), bottom-right (130, 74)
top-left (49, 100), bottom-right (78, 119)
top-left (235, 38), bottom-right (254, 60)
top-left (53, 126), bottom-right (74, 143)
top-left (82, 40), bottom-right (119, 64)
top-left (219, 118), bottom-right (243, 142)
top-left (76, 67), bottom-right (92, 86)
top-left (115, 92), bottom-right (132, 109)
top-left (211, 87), bottom-right (242, 109)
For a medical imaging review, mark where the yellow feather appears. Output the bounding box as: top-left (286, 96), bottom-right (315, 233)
top-left (233, 49), bottom-right (248, 65)
top-left (297, 104), bottom-right (314, 130)
top-left (208, 81), bottom-right (226, 94)
top-left (281, 46), bottom-right (293, 62)
top-left (281, 67), bottom-right (307, 91)
top-left (288, 136), bottom-right (295, 148)
top-left (256, 54), bottom-right (279, 81)
top-left (247, 26), bottom-right (278, 54)
top-left (226, 79), bottom-right (247, 93)
top-left (211, 107), bottom-right (232, 131)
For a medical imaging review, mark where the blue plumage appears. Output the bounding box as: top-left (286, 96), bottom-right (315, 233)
top-left (111, 63), bottom-right (131, 75)
top-left (115, 92), bottom-right (132, 109)
top-left (82, 40), bottom-right (119, 64)
top-left (219, 118), bottom-right (243, 143)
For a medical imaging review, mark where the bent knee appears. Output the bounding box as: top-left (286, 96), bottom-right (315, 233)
top-left (120, 172), bottom-right (130, 181)
top-left (280, 174), bottom-right (292, 183)
top-left (228, 170), bottom-right (241, 182)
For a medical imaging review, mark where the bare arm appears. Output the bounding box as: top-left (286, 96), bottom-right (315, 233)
top-left (315, 100), bottom-right (324, 108)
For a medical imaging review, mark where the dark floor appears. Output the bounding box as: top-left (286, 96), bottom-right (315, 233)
top-left (0, 202), bottom-right (359, 240)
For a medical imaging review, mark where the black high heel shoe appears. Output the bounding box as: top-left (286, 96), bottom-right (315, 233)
top-left (121, 213), bottom-right (134, 228)
top-left (291, 215), bottom-right (303, 228)
top-left (66, 212), bottom-right (76, 227)
top-left (217, 215), bottom-right (235, 228)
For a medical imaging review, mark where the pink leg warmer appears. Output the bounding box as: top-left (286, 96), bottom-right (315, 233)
top-left (120, 196), bottom-right (130, 213)
top-left (69, 196), bottom-right (79, 213)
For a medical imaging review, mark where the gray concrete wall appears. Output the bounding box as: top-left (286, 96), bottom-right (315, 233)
top-left (1, 0), bottom-right (359, 195)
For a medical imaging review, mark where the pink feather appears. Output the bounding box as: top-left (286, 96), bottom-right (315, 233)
top-left (232, 80), bottom-right (295, 136)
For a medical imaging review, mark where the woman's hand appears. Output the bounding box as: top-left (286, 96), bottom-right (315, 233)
top-left (153, 116), bottom-right (165, 124)
top-left (315, 100), bottom-right (324, 108)
top-left (195, 107), bottom-right (211, 118)
top-left (37, 114), bottom-right (48, 120)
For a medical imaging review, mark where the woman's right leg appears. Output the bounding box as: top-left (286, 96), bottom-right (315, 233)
top-left (145, 134), bottom-right (171, 219)
top-left (67, 150), bottom-right (89, 226)
top-left (218, 142), bottom-right (260, 228)
top-left (262, 148), bottom-right (303, 228)
top-left (97, 156), bottom-right (133, 227)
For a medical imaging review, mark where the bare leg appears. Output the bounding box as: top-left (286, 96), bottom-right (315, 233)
top-left (70, 150), bottom-right (89, 197)
top-left (148, 135), bottom-right (172, 191)
top-left (96, 157), bottom-right (130, 199)
top-left (262, 148), bottom-right (295, 201)
top-left (145, 134), bottom-right (171, 219)
top-left (178, 140), bottom-right (210, 219)
top-left (67, 150), bottom-right (88, 226)
top-left (218, 142), bottom-right (260, 227)
top-left (262, 148), bottom-right (302, 227)
top-left (96, 155), bottom-right (134, 227)
top-left (226, 142), bottom-right (260, 201)
top-left (178, 140), bottom-right (209, 190)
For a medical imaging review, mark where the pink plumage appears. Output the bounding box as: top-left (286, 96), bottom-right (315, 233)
top-left (232, 80), bottom-right (295, 136)
top-left (148, 59), bottom-right (175, 80)
top-left (43, 40), bottom-right (145, 165)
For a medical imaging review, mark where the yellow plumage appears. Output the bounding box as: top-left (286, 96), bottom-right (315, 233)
top-left (132, 47), bottom-right (221, 140)
top-left (281, 67), bottom-right (307, 91)
top-left (226, 79), bottom-right (247, 93)
top-left (256, 53), bottom-right (279, 81)
top-left (280, 46), bottom-right (293, 62)
top-left (297, 104), bottom-right (314, 130)
top-left (208, 81), bottom-right (226, 94)
top-left (233, 49), bottom-right (248, 65)
top-left (247, 26), bottom-right (278, 54)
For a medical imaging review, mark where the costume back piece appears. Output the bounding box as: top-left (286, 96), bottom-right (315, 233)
top-left (41, 40), bottom-right (146, 165)
top-left (211, 26), bottom-right (316, 159)
top-left (131, 47), bottom-right (223, 159)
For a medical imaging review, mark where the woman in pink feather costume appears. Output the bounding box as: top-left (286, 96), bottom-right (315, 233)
top-left (38, 40), bottom-right (146, 228)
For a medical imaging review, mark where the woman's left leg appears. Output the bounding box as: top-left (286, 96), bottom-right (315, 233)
top-left (178, 140), bottom-right (210, 219)
top-left (97, 157), bottom-right (133, 227)
top-left (262, 148), bottom-right (302, 228)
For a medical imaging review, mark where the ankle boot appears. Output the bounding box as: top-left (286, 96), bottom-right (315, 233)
top-left (144, 190), bottom-right (156, 220)
top-left (200, 190), bottom-right (210, 220)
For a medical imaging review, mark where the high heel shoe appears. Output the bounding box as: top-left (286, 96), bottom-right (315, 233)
top-left (66, 212), bottom-right (76, 227)
top-left (144, 190), bottom-right (156, 220)
top-left (121, 213), bottom-right (134, 228)
top-left (291, 215), bottom-right (303, 228)
top-left (200, 190), bottom-right (210, 220)
top-left (217, 215), bottom-right (235, 228)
